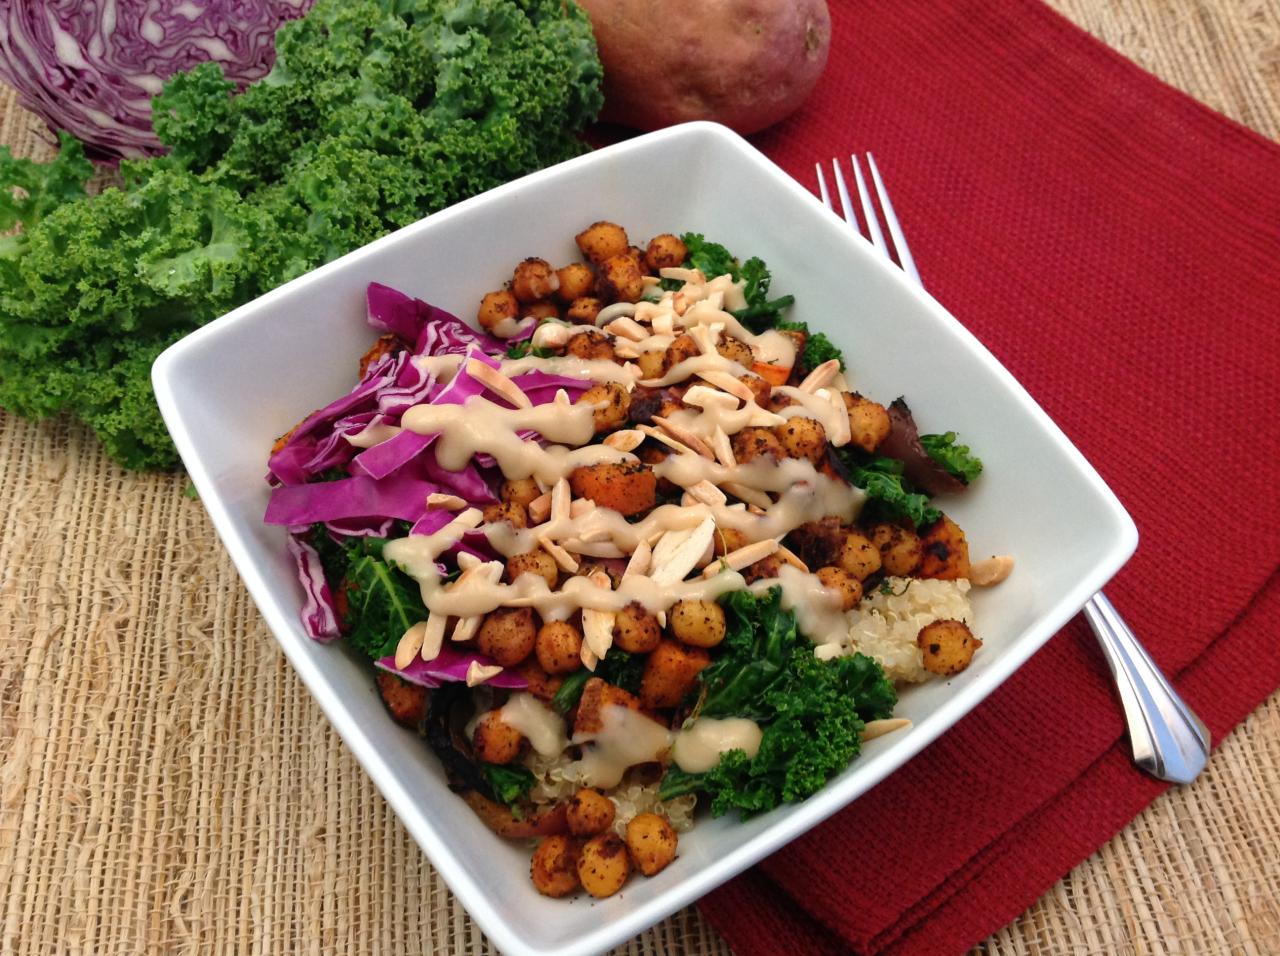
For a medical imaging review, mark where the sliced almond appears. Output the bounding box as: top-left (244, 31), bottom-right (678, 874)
top-left (862, 718), bottom-right (912, 741)
top-left (595, 301), bottom-right (638, 326)
top-left (704, 538), bottom-right (780, 577)
top-left (651, 311), bottom-right (675, 337)
top-left (451, 615), bottom-right (481, 644)
top-left (686, 479), bottom-right (728, 508)
top-left (696, 369), bottom-right (757, 405)
top-left (613, 342), bottom-right (641, 359)
top-left (822, 387), bottom-right (852, 446)
top-left (467, 358), bottom-right (531, 409)
top-left (711, 425), bottom-right (736, 467)
top-left (466, 660), bottom-right (505, 687)
top-left (682, 385), bottom-right (739, 411)
top-left (604, 316), bottom-right (648, 341)
top-left (581, 570), bottom-right (616, 662)
top-left (603, 429), bottom-right (645, 452)
top-left (625, 539), bottom-right (652, 577)
top-left (580, 644), bottom-right (598, 672)
top-left (550, 478), bottom-right (572, 524)
top-left (570, 497), bottom-right (596, 518)
top-left (650, 518), bottom-right (716, 586)
top-left (659, 266), bottom-right (707, 285)
top-left (637, 424), bottom-right (697, 458)
top-left (394, 621), bottom-right (428, 670)
top-left (652, 415), bottom-right (715, 459)
top-left (723, 481), bottom-right (772, 510)
top-left (538, 535), bottom-right (580, 573)
top-left (426, 492), bottom-right (467, 511)
top-left (970, 554), bottom-right (1015, 586)
top-left (798, 359), bottom-right (841, 394)
top-left (527, 492), bottom-right (551, 524)
top-left (554, 388), bottom-right (572, 407)
top-left (420, 613), bottom-right (448, 662)
top-left (688, 323), bottom-right (719, 356)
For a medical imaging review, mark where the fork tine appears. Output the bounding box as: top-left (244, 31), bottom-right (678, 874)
top-left (866, 153), bottom-right (921, 286)
top-left (831, 158), bottom-right (859, 230)
top-left (815, 162), bottom-right (833, 211)
top-left (850, 155), bottom-right (889, 259)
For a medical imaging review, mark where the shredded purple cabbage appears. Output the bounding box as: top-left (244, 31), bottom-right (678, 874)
top-left (286, 533), bottom-right (340, 642)
top-left (375, 646), bottom-right (529, 690)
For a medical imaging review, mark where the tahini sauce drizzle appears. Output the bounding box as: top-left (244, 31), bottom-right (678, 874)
top-left (671, 717), bottom-right (763, 773)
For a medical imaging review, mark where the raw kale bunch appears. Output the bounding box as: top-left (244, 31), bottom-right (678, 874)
top-left (0, 0), bottom-right (603, 470)
top-left (660, 588), bottom-right (897, 818)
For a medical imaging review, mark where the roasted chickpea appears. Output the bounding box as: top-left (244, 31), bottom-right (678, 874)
top-left (738, 372), bottom-right (772, 407)
top-left (577, 832), bottom-right (631, 898)
top-left (507, 548), bottom-right (559, 588)
top-left (482, 500), bottom-right (528, 528)
top-left (635, 348), bottom-right (666, 380)
top-left (500, 477), bottom-right (541, 508)
top-left (768, 392), bottom-right (797, 413)
top-left (515, 659), bottom-right (564, 702)
top-left (374, 671), bottom-right (428, 728)
top-left (567, 788), bottom-right (616, 837)
top-left (556, 262), bottom-right (595, 302)
top-left (565, 296), bottom-right (602, 324)
top-left (844, 392), bottom-right (892, 453)
top-left (732, 427), bottom-right (784, 463)
top-left (661, 333), bottom-right (700, 374)
top-left (816, 566), bottom-right (864, 611)
top-left (837, 531), bottom-right (883, 581)
top-left (625, 813), bottom-right (678, 877)
top-left (644, 233), bottom-right (688, 272)
top-left (512, 257), bottom-right (559, 303)
top-left (774, 416), bottom-right (827, 464)
top-left (918, 618), bottom-right (982, 676)
top-left (713, 526), bottom-right (749, 556)
top-left (614, 601), bottom-right (661, 653)
top-left (577, 381), bottom-right (631, 432)
top-left (918, 515), bottom-right (971, 580)
top-left (639, 640), bottom-right (710, 709)
top-left (869, 522), bottom-right (923, 576)
top-left (575, 221), bottom-right (629, 265)
top-left (477, 606), bottom-right (536, 667)
top-left (536, 620), bottom-right (583, 674)
top-left (566, 328), bottom-right (615, 362)
top-left (596, 252), bottom-right (644, 303)
top-left (668, 599), bottom-right (727, 648)
top-left (477, 289), bottom-right (518, 331)
top-left (716, 334), bottom-right (754, 367)
top-left (523, 299), bottom-right (560, 321)
top-left (472, 711), bottom-right (524, 765)
top-left (531, 835), bottom-right (581, 897)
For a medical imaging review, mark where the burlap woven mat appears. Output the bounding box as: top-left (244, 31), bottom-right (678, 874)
top-left (2, 2), bottom-right (1278, 953)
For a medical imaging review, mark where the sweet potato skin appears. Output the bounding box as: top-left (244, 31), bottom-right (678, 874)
top-left (918, 515), bottom-right (971, 580)
top-left (568, 462), bottom-right (657, 516)
top-left (639, 640), bottom-right (710, 709)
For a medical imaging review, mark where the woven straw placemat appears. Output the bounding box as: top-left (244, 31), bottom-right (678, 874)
top-left (2, 3), bottom-right (1278, 953)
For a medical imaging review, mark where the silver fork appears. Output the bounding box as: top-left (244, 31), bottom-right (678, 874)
top-left (818, 154), bottom-right (1210, 785)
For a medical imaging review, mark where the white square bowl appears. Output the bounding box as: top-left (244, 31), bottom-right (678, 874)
top-left (153, 122), bottom-right (1136, 956)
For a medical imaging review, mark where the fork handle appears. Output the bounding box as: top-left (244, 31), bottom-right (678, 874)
top-left (1083, 592), bottom-right (1210, 784)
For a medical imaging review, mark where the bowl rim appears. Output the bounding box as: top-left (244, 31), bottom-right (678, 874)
top-left (153, 121), bottom-right (1138, 956)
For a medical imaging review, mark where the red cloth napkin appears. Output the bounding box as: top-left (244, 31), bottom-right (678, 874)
top-left (686, 1), bottom-right (1280, 953)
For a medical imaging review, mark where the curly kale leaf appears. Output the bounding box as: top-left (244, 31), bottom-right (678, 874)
top-left (0, 0), bottom-right (603, 471)
top-left (681, 232), bottom-right (737, 280)
top-left (838, 449), bottom-right (941, 528)
top-left (776, 320), bottom-right (845, 374)
top-left (920, 431), bottom-right (984, 485)
top-left (481, 763), bottom-right (536, 809)
top-left (341, 548), bottom-right (428, 660)
top-left (660, 588), bottom-right (897, 817)
top-left (696, 587), bottom-right (795, 719)
top-left (732, 256), bottom-right (795, 333)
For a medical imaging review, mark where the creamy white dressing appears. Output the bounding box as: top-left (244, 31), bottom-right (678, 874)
top-left (671, 717), bottom-right (763, 773)
top-left (345, 420), bottom-right (402, 448)
top-left (497, 693), bottom-right (567, 757)
top-left (569, 705), bottom-right (673, 788)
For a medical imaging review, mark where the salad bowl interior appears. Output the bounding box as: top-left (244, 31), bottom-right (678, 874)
top-left (153, 122), bottom-right (1136, 956)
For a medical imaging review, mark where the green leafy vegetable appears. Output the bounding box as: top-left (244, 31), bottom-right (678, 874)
top-left (920, 431), bottom-right (984, 485)
top-left (776, 320), bottom-right (845, 374)
top-left (595, 650), bottom-right (645, 695)
top-left (551, 668), bottom-right (593, 715)
top-left (341, 549), bottom-right (428, 660)
top-left (681, 232), bottom-right (737, 280)
top-left (731, 256), bottom-right (794, 333)
top-left (505, 341), bottom-right (556, 360)
top-left (838, 450), bottom-right (941, 528)
top-left (481, 763), bottom-right (536, 808)
top-left (0, 0), bottom-right (604, 470)
top-left (660, 588), bottom-right (896, 817)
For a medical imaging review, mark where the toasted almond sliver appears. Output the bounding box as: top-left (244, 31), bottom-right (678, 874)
top-left (696, 369), bottom-right (757, 404)
top-left (602, 428), bottom-right (645, 452)
top-left (527, 492), bottom-right (551, 524)
top-left (421, 613), bottom-right (448, 662)
top-left (682, 385), bottom-right (739, 411)
top-left (686, 479), bottom-right (728, 508)
top-left (604, 316), bottom-right (648, 341)
top-left (824, 387), bottom-right (852, 447)
top-left (570, 497), bottom-right (596, 518)
top-left (650, 518), bottom-right (716, 586)
top-left (554, 388), bottom-right (572, 406)
top-left (688, 323), bottom-right (718, 356)
top-left (712, 425), bottom-right (736, 467)
top-left (426, 492), bottom-right (467, 511)
top-left (581, 570), bottom-right (615, 660)
top-left (652, 415), bottom-right (715, 459)
top-left (970, 554), bottom-right (1016, 586)
top-left (637, 424), bottom-right (697, 458)
top-left (659, 266), bottom-right (706, 284)
top-left (723, 481), bottom-right (772, 510)
top-left (595, 302), bottom-right (638, 326)
top-left (652, 311), bottom-right (675, 336)
top-left (466, 358), bottom-right (531, 409)
top-left (704, 538), bottom-right (780, 577)
top-left (798, 359), bottom-right (841, 394)
top-left (862, 718), bottom-right (912, 742)
top-left (613, 342), bottom-right (641, 359)
top-left (580, 644), bottom-right (599, 672)
top-left (776, 544), bottom-right (809, 573)
top-left (466, 660), bottom-right (505, 687)
top-left (394, 621), bottom-right (428, 670)
top-left (625, 539), bottom-right (652, 577)
top-left (451, 507), bottom-right (485, 533)
top-left (451, 615), bottom-right (481, 643)
top-left (538, 535), bottom-right (580, 573)
top-left (550, 478), bottom-right (572, 524)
